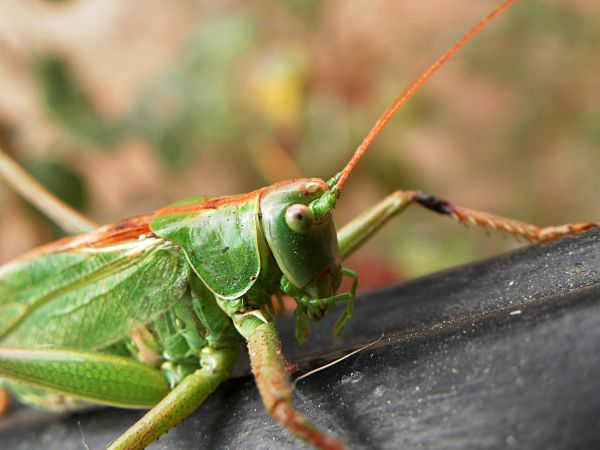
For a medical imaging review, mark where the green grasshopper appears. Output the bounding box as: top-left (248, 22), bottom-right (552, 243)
top-left (0, 1), bottom-right (597, 449)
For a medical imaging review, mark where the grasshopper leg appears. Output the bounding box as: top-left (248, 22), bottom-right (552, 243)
top-left (108, 345), bottom-right (238, 450)
top-left (0, 347), bottom-right (170, 408)
top-left (333, 268), bottom-right (358, 336)
top-left (293, 269), bottom-right (359, 336)
top-left (412, 192), bottom-right (598, 242)
top-left (282, 268), bottom-right (358, 341)
top-left (338, 190), bottom-right (598, 259)
top-left (0, 345), bottom-right (234, 448)
top-left (237, 313), bottom-right (345, 450)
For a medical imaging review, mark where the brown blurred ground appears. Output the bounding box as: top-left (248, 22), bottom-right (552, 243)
top-left (0, 0), bottom-right (599, 292)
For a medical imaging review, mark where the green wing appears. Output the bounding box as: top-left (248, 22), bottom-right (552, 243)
top-left (0, 236), bottom-right (190, 350)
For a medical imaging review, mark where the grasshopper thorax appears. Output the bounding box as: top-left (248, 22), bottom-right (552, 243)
top-left (260, 178), bottom-right (342, 305)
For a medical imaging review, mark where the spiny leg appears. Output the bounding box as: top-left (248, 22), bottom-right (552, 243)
top-left (237, 313), bottom-right (344, 450)
top-left (338, 189), bottom-right (598, 259)
top-left (108, 345), bottom-right (238, 450)
top-left (413, 193), bottom-right (598, 242)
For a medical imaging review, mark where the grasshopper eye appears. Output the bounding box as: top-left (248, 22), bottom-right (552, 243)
top-left (285, 204), bottom-right (314, 234)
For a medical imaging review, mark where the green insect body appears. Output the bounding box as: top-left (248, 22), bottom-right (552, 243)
top-left (0, 177), bottom-right (355, 449)
top-left (2, 1), bottom-right (597, 449)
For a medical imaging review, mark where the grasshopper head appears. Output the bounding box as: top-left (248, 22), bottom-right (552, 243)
top-left (260, 178), bottom-right (342, 315)
top-left (256, 0), bottom-right (515, 341)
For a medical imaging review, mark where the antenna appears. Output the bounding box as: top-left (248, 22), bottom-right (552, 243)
top-left (335, 0), bottom-right (516, 191)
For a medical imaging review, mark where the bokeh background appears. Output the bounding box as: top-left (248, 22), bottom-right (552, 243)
top-left (0, 0), bottom-right (599, 292)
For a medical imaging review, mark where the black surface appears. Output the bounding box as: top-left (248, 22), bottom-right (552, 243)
top-left (1, 229), bottom-right (599, 449)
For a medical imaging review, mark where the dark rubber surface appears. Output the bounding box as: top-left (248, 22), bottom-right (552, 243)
top-left (1, 229), bottom-right (599, 449)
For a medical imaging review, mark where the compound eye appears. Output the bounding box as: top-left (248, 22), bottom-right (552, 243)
top-left (285, 204), bottom-right (314, 234)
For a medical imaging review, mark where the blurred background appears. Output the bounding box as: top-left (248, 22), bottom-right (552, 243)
top-left (0, 0), bottom-right (599, 292)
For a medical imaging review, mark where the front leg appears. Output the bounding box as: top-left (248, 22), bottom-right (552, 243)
top-left (281, 269), bottom-right (359, 341)
top-left (338, 189), bottom-right (598, 259)
top-left (235, 312), bottom-right (345, 450)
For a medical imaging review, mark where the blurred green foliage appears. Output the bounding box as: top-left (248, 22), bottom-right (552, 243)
top-left (2, 0), bottom-right (599, 288)
top-left (36, 56), bottom-right (125, 146)
top-left (36, 17), bottom-right (259, 167)
top-left (132, 17), bottom-right (259, 166)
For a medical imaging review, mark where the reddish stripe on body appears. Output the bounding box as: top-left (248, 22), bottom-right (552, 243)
top-left (18, 215), bottom-right (154, 260)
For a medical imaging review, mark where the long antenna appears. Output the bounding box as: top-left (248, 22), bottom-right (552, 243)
top-left (335, 0), bottom-right (516, 191)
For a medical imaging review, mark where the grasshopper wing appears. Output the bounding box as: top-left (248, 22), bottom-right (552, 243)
top-left (0, 216), bottom-right (190, 350)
